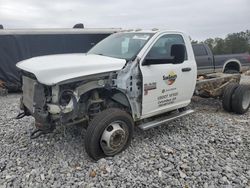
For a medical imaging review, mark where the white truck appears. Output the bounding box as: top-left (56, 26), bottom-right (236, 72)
top-left (16, 30), bottom-right (250, 160)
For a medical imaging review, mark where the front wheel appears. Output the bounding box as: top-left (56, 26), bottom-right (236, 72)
top-left (84, 108), bottom-right (134, 160)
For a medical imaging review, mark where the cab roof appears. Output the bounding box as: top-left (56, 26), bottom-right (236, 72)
top-left (120, 29), bottom-right (185, 35)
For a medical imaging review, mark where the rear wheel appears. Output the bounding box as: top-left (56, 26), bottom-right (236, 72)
top-left (84, 108), bottom-right (134, 160)
top-left (222, 83), bottom-right (239, 112)
top-left (232, 85), bottom-right (250, 114)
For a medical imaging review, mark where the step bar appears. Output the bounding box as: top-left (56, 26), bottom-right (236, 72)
top-left (139, 109), bottom-right (194, 130)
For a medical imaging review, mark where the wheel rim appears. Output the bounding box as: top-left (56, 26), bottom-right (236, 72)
top-left (242, 90), bottom-right (250, 110)
top-left (100, 120), bottom-right (129, 156)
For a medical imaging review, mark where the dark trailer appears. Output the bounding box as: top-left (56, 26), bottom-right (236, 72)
top-left (0, 28), bottom-right (119, 91)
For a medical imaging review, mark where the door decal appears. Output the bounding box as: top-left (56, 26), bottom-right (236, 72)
top-left (144, 82), bottom-right (157, 95)
top-left (157, 89), bottom-right (178, 107)
top-left (163, 71), bottom-right (177, 85)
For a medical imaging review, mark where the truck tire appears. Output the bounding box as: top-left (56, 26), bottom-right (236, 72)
top-left (84, 108), bottom-right (134, 160)
top-left (231, 85), bottom-right (250, 114)
top-left (222, 83), bottom-right (239, 112)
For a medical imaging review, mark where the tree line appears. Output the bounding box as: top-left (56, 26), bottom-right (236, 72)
top-left (192, 30), bottom-right (250, 55)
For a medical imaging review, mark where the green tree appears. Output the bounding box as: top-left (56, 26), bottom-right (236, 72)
top-left (199, 30), bottom-right (250, 55)
top-left (224, 32), bottom-right (249, 54)
top-left (191, 40), bottom-right (199, 44)
top-left (204, 38), bottom-right (215, 51)
top-left (213, 38), bottom-right (225, 55)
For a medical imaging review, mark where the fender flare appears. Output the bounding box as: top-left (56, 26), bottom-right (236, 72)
top-left (223, 59), bottom-right (241, 72)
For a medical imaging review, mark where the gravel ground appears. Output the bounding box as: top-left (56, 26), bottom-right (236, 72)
top-left (0, 77), bottom-right (250, 188)
top-left (241, 74), bottom-right (250, 85)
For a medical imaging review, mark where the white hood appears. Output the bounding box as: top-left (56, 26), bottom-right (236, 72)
top-left (17, 54), bottom-right (126, 85)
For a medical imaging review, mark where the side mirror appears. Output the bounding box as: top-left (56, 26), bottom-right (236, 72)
top-left (171, 44), bottom-right (186, 64)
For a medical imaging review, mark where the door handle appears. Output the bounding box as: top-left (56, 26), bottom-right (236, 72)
top-left (182, 67), bottom-right (192, 72)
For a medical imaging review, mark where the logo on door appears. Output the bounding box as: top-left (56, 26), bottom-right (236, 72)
top-left (163, 71), bottom-right (177, 85)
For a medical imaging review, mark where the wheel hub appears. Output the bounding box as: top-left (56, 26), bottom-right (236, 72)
top-left (100, 122), bottom-right (127, 154)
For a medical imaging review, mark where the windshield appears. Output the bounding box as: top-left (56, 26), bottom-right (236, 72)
top-left (88, 32), bottom-right (153, 60)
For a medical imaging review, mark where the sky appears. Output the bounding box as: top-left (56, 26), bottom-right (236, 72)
top-left (0, 0), bottom-right (249, 41)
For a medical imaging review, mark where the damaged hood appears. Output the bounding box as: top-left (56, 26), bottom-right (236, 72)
top-left (17, 53), bottom-right (126, 85)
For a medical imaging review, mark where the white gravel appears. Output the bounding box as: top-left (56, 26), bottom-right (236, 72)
top-left (241, 74), bottom-right (250, 85)
top-left (0, 77), bottom-right (250, 187)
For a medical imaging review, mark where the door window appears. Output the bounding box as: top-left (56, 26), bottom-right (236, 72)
top-left (146, 34), bottom-right (187, 63)
top-left (192, 45), bottom-right (208, 56)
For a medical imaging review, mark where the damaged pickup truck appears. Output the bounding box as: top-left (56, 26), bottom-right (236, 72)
top-left (16, 30), bottom-right (250, 160)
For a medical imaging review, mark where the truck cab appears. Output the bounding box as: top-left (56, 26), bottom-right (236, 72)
top-left (192, 44), bottom-right (214, 75)
top-left (17, 30), bottom-right (197, 160)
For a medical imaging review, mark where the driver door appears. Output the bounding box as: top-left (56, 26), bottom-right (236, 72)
top-left (140, 34), bottom-right (196, 118)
